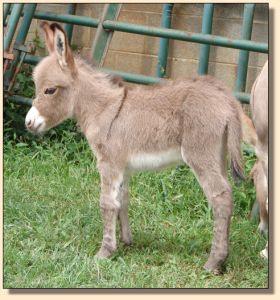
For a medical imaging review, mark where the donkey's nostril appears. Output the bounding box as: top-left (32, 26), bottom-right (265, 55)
top-left (25, 117), bottom-right (33, 128)
top-left (25, 106), bottom-right (46, 133)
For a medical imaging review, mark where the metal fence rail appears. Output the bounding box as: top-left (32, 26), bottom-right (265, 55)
top-left (21, 54), bottom-right (251, 104)
top-left (4, 3), bottom-right (268, 106)
top-left (102, 20), bottom-right (268, 53)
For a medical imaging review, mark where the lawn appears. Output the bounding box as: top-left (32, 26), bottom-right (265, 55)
top-left (3, 118), bottom-right (268, 289)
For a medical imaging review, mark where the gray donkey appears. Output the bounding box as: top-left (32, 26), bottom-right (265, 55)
top-left (25, 22), bottom-right (245, 274)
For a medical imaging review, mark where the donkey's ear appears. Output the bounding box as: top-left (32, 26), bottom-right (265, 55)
top-left (40, 21), bottom-right (54, 53)
top-left (50, 23), bottom-right (76, 75)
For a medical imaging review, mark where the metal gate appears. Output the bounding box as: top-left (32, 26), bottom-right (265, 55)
top-left (3, 3), bottom-right (268, 106)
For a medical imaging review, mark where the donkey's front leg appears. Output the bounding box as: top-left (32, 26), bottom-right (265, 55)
top-left (118, 177), bottom-right (133, 245)
top-left (95, 170), bottom-right (124, 258)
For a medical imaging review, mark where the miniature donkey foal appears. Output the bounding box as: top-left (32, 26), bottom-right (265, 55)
top-left (25, 22), bottom-right (244, 274)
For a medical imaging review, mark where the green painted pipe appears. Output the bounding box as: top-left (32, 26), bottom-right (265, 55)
top-left (3, 3), bottom-right (12, 23)
top-left (23, 54), bottom-right (41, 65)
top-left (7, 95), bottom-right (33, 106)
top-left (15, 4), bottom-right (37, 46)
top-left (33, 10), bottom-right (99, 27)
top-left (6, 9), bottom-right (100, 28)
top-left (102, 20), bottom-right (268, 53)
top-left (233, 92), bottom-right (250, 104)
top-left (156, 4), bottom-right (174, 78)
top-left (235, 4), bottom-right (256, 92)
top-left (20, 54), bottom-right (251, 104)
top-left (198, 4), bottom-right (214, 75)
top-left (91, 4), bottom-right (121, 66)
top-left (102, 69), bottom-right (250, 103)
top-left (4, 4), bottom-right (24, 51)
top-left (64, 4), bottom-right (77, 43)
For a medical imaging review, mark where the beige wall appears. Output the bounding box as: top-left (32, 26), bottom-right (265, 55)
top-left (26, 3), bottom-right (268, 93)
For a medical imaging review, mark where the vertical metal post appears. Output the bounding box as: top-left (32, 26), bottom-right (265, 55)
top-left (91, 4), bottom-right (121, 67)
top-left (4, 4), bottom-right (25, 51)
top-left (235, 4), bottom-right (255, 92)
top-left (156, 3), bottom-right (173, 78)
top-left (198, 3), bottom-right (214, 75)
top-left (3, 3), bottom-right (12, 23)
top-left (4, 4), bottom-right (37, 92)
top-left (14, 4), bottom-right (37, 46)
top-left (8, 51), bottom-right (27, 92)
top-left (64, 4), bottom-right (77, 44)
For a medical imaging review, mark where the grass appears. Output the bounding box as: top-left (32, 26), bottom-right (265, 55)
top-left (3, 122), bottom-right (268, 289)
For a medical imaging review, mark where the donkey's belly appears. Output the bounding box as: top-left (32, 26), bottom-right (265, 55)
top-left (128, 148), bottom-right (183, 172)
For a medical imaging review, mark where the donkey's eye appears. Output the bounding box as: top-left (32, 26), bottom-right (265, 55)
top-left (44, 87), bottom-right (57, 95)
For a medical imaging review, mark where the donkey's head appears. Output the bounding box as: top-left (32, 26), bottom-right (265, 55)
top-left (25, 22), bottom-right (77, 134)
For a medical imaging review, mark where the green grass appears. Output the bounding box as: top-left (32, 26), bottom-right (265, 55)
top-left (4, 126), bottom-right (268, 288)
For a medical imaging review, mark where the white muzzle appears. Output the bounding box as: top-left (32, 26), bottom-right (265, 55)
top-left (25, 107), bottom-right (46, 133)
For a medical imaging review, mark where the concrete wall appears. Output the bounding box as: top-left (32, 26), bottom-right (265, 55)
top-left (26, 3), bottom-right (268, 93)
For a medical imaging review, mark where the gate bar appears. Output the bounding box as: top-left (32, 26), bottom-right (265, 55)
top-left (198, 4), bottom-right (214, 75)
top-left (64, 4), bottom-right (77, 43)
top-left (3, 3), bottom-right (12, 23)
top-left (14, 4), bottom-right (37, 46)
top-left (91, 4), bottom-right (121, 66)
top-left (7, 95), bottom-right (33, 106)
top-left (235, 4), bottom-right (255, 92)
top-left (4, 4), bottom-right (25, 51)
top-left (102, 20), bottom-right (268, 53)
top-left (28, 10), bottom-right (99, 27)
top-left (156, 4), bottom-right (174, 78)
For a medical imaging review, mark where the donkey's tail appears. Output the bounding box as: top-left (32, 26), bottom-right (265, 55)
top-left (240, 109), bottom-right (257, 147)
top-left (227, 108), bottom-right (245, 183)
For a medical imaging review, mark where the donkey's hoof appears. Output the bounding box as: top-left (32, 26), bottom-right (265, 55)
top-left (121, 233), bottom-right (133, 246)
top-left (203, 263), bottom-right (223, 275)
top-left (95, 247), bottom-right (114, 259)
top-left (122, 238), bottom-right (133, 246)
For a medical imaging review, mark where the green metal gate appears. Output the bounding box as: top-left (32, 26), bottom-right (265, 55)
top-left (4, 3), bottom-right (268, 106)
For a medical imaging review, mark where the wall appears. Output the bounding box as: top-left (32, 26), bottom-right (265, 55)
top-left (25, 3), bottom-right (268, 93)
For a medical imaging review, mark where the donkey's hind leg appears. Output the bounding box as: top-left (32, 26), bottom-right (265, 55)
top-left (181, 143), bottom-right (233, 274)
top-left (202, 177), bottom-right (233, 274)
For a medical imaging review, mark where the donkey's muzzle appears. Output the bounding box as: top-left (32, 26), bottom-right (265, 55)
top-left (25, 106), bottom-right (46, 134)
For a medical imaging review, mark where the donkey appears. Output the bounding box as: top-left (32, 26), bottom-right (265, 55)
top-left (250, 61), bottom-right (268, 258)
top-left (25, 22), bottom-right (245, 274)
top-left (241, 112), bottom-right (268, 235)
top-left (250, 160), bottom-right (268, 235)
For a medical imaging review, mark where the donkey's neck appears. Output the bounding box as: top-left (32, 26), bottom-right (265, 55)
top-left (73, 59), bottom-right (126, 141)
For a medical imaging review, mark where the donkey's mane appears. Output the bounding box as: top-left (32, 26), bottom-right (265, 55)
top-left (73, 55), bottom-right (173, 92)
top-left (74, 55), bottom-right (129, 91)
